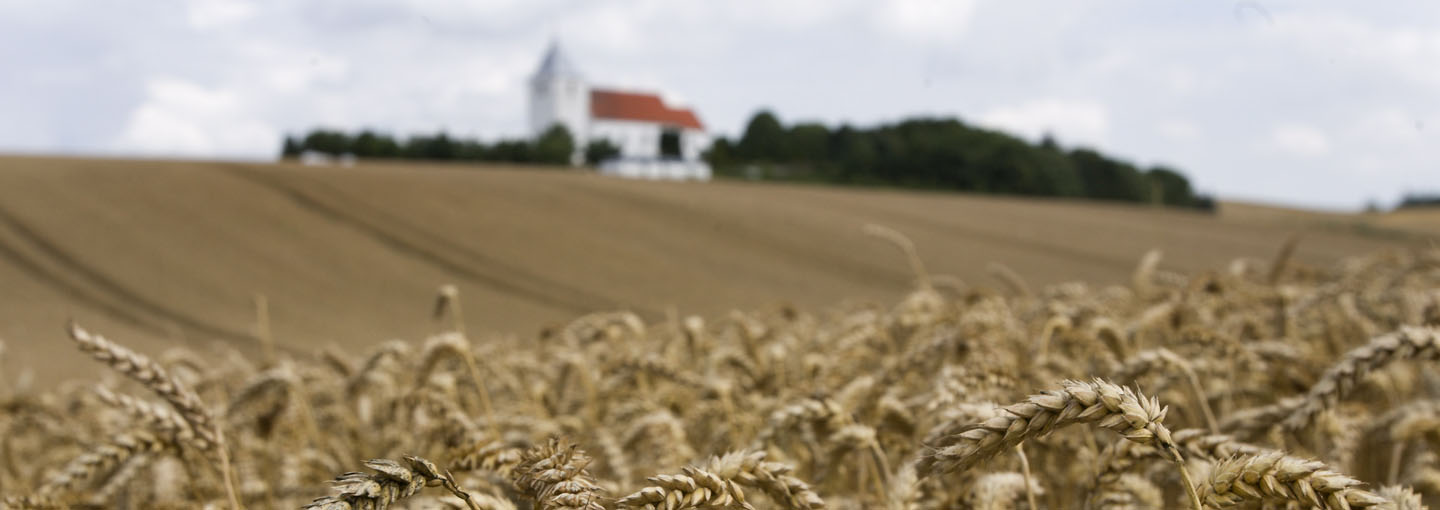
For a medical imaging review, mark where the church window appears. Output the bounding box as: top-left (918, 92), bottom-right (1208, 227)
top-left (659, 128), bottom-right (682, 159)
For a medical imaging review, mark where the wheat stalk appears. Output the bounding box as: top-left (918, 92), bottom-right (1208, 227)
top-left (863, 224), bottom-right (931, 290)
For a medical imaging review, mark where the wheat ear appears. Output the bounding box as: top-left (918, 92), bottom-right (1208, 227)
top-left (69, 323), bottom-right (215, 449)
top-left (969, 472), bottom-right (1042, 510)
top-left (1377, 485), bottom-right (1425, 510)
top-left (67, 322), bottom-right (240, 510)
top-left (34, 431), bottom-right (167, 500)
top-left (617, 464), bottom-right (754, 510)
top-left (1113, 347), bottom-right (1219, 434)
top-left (415, 332), bottom-right (501, 439)
top-left (703, 451), bottom-right (826, 510)
top-left (919, 379), bottom-right (1174, 474)
top-left (510, 438), bottom-right (605, 510)
top-left (1200, 450), bottom-right (1390, 509)
top-left (93, 385), bottom-right (194, 445)
top-left (919, 378), bottom-right (1202, 510)
top-left (304, 455), bottom-right (482, 510)
top-left (1283, 326), bottom-right (1440, 432)
top-left (447, 437), bottom-right (524, 477)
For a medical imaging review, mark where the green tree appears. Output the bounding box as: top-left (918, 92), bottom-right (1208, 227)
top-left (786, 123), bottom-right (830, 163)
top-left (405, 132), bottom-right (458, 160)
top-left (585, 139), bottom-right (622, 165)
top-left (490, 140), bottom-right (533, 162)
top-left (1398, 193), bottom-right (1440, 209)
top-left (829, 126), bottom-right (876, 182)
top-left (1144, 165), bottom-right (1197, 206)
top-left (1032, 137), bottom-right (1083, 197)
top-left (1070, 148), bottom-right (1145, 202)
top-left (534, 124), bottom-right (576, 165)
top-left (352, 130), bottom-right (399, 158)
top-left (737, 110), bottom-right (786, 161)
top-left (302, 129), bottom-right (351, 156)
top-left (703, 137), bottom-right (738, 174)
top-left (280, 135), bottom-right (302, 158)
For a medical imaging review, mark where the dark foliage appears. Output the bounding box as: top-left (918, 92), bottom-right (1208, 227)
top-left (1398, 193), bottom-right (1440, 209)
top-left (706, 111), bottom-right (1213, 211)
top-left (281, 124), bottom-right (582, 166)
top-left (585, 139), bottom-right (622, 166)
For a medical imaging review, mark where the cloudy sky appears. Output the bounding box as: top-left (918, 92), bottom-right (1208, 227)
top-left (2, 1), bottom-right (1436, 210)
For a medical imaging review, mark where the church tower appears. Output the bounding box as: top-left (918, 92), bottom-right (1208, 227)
top-left (528, 41), bottom-right (589, 149)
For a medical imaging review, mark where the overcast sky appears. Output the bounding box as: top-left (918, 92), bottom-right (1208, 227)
top-left (2, 1), bottom-right (1436, 210)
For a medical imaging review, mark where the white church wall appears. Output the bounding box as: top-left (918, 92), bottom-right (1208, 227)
top-left (590, 119), bottom-right (712, 163)
top-left (529, 76), bottom-right (589, 142)
top-left (680, 129), bottom-right (711, 161)
top-left (589, 119), bottom-right (661, 159)
top-left (598, 159), bottom-right (712, 181)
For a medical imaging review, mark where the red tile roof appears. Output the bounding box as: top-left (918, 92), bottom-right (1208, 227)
top-left (590, 89), bottom-right (704, 130)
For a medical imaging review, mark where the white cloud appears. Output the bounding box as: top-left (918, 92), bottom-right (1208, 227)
top-left (1268, 123), bottom-right (1329, 158)
top-left (5, 0), bottom-right (1440, 209)
top-left (979, 99), bottom-right (1109, 147)
top-left (186, 0), bottom-right (256, 30)
top-left (872, 0), bottom-right (977, 43)
top-left (1157, 120), bottom-right (1201, 142)
top-left (1267, 13), bottom-right (1440, 86)
top-left (112, 78), bottom-right (276, 158)
top-left (1352, 108), bottom-right (1424, 145)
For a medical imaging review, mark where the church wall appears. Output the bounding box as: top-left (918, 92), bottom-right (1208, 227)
top-left (590, 119), bottom-right (711, 163)
top-left (529, 75), bottom-right (590, 142)
top-left (598, 159), bottom-right (712, 181)
top-left (588, 118), bottom-right (662, 159)
top-left (680, 129), bottom-right (711, 162)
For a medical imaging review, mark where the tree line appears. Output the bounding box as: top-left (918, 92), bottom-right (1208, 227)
top-left (704, 111), bottom-right (1214, 210)
top-left (280, 126), bottom-right (622, 166)
top-left (1398, 193), bottom-right (1440, 209)
top-left (281, 110), bottom-right (1213, 211)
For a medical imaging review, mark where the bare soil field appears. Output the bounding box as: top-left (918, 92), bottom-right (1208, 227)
top-left (0, 155), bottom-right (1430, 384)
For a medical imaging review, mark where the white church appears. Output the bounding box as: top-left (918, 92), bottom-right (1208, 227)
top-left (529, 43), bottom-right (712, 180)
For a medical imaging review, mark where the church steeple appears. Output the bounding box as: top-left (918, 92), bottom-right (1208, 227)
top-left (532, 40), bottom-right (582, 82)
top-left (528, 40), bottom-right (589, 163)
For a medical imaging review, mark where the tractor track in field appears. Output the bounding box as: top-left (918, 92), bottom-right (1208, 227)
top-left (218, 165), bottom-right (653, 318)
top-left (0, 221), bottom-right (167, 336)
top-left (0, 203), bottom-right (254, 344)
top-left (799, 191), bottom-right (1141, 274)
top-left (560, 179), bottom-right (911, 288)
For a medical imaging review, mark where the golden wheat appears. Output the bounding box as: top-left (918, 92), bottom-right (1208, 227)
top-left (0, 236), bottom-right (1435, 509)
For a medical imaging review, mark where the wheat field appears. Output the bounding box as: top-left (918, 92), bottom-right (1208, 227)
top-left (0, 156), bottom-right (1424, 388)
top-left (1, 219), bottom-right (1437, 508)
